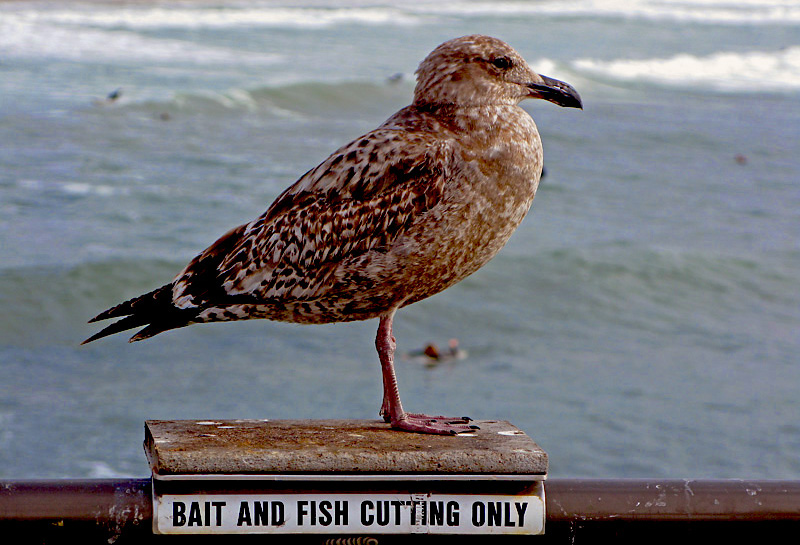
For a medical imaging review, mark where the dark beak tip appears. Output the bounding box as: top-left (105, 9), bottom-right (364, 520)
top-left (553, 87), bottom-right (583, 110)
top-left (530, 74), bottom-right (583, 110)
top-left (560, 91), bottom-right (583, 110)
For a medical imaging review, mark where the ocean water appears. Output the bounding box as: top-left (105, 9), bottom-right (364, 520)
top-left (1, 0), bottom-right (798, 480)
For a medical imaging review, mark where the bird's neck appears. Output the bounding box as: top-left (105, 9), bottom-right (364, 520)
top-left (419, 102), bottom-right (527, 138)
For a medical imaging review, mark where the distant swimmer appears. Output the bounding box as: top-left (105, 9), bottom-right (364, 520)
top-left (93, 88), bottom-right (122, 106)
top-left (407, 339), bottom-right (466, 364)
top-left (386, 72), bottom-right (404, 84)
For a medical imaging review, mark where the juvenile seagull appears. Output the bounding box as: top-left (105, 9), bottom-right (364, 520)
top-left (84, 35), bottom-right (582, 435)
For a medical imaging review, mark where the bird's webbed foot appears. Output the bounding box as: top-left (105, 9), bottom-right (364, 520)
top-left (390, 413), bottom-right (479, 435)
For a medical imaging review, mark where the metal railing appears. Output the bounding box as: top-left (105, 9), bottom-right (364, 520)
top-left (2, 478), bottom-right (799, 542)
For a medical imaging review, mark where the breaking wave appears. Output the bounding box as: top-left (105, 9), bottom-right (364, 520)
top-left (3, 0), bottom-right (797, 31)
top-left (572, 46), bottom-right (800, 93)
top-left (412, 0), bottom-right (800, 25)
top-left (0, 16), bottom-right (281, 65)
top-left (71, 78), bottom-right (416, 123)
top-left (0, 4), bottom-right (421, 32)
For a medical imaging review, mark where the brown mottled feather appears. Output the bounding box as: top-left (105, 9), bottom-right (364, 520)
top-left (172, 131), bottom-right (450, 310)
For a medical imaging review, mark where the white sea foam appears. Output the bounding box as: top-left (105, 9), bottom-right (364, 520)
top-left (4, 5), bottom-right (421, 30)
top-left (3, 0), bottom-right (797, 32)
top-left (409, 0), bottom-right (800, 25)
top-left (0, 15), bottom-right (281, 65)
top-left (573, 47), bottom-right (800, 93)
top-left (62, 182), bottom-right (120, 197)
top-left (16, 179), bottom-right (129, 198)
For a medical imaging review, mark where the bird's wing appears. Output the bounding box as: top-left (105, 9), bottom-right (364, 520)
top-left (171, 128), bottom-right (452, 308)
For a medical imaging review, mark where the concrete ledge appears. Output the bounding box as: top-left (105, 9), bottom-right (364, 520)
top-left (145, 419), bottom-right (547, 477)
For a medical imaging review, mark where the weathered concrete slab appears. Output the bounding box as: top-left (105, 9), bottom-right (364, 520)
top-left (145, 419), bottom-right (547, 476)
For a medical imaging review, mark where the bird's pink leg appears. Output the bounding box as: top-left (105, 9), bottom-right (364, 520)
top-left (376, 312), bottom-right (477, 435)
top-left (377, 314), bottom-right (400, 423)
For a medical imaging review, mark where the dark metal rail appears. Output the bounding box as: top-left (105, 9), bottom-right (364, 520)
top-left (2, 478), bottom-right (799, 543)
top-left (547, 479), bottom-right (800, 521)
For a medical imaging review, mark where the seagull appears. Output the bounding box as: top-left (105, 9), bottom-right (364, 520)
top-left (84, 35), bottom-right (582, 435)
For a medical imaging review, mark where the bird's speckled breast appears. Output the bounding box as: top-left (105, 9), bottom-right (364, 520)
top-left (397, 104), bottom-right (542, 306)
top-left (331, 103), bottom-right (543, 315)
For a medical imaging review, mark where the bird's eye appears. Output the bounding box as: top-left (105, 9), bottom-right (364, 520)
top-left (491, 56), bottom-right (512, 70)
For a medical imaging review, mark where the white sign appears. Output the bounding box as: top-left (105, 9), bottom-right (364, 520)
top-left (154, 492), bottom-right (544, 535)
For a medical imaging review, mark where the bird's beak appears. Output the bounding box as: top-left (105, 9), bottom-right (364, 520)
top-left (528, 74), bottom-right (583, 109)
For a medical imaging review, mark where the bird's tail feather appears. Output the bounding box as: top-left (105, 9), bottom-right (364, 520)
top-left (82, 314), bottom-right (153, 344)
top-left (88, 285), bottom-right (169, 323)
top-left (83, 284), bottom-right (194, 344)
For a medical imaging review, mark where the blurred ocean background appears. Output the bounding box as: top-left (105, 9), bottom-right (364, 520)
top-left (1, 0), bottom-right (798, 479)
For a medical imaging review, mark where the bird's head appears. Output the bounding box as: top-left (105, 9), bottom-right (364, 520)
top-left (414, 35), bottom-right (582, 110)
